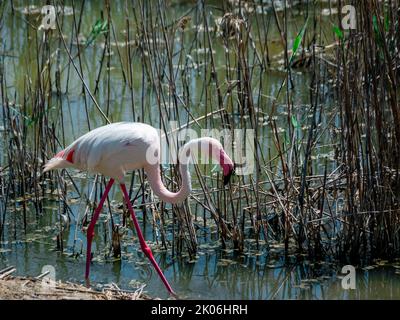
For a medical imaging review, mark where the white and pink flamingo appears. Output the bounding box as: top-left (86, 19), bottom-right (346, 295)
top-left (43, 122), bottom-right (234, 296)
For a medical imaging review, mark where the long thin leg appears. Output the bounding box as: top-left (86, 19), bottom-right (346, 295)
top-left (85, 179), bottom-right (115, 284)
top-left (120, 183), bottom-right (175, 295)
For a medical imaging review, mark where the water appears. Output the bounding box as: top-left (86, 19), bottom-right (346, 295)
top-left (2, 204), bottom-right (400, 299)
top-left (1, 203), bottom-right (400, 299)
top-left (1, 0), bottom-right (400, 300)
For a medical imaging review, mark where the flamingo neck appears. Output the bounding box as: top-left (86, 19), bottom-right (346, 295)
top-left (146, 163), bottom-right (191, 204)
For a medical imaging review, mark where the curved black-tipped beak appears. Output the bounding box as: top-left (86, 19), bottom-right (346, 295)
top-left (223, 166), bottom-right (234, 186)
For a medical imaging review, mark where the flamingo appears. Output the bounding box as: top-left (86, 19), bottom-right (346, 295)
top-left (43, 122), bottom-right (234, 296)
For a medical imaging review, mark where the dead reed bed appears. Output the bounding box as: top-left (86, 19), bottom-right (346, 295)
top-left (0, 0), bottom-right (399, 267)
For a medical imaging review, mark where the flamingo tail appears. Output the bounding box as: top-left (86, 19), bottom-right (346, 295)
top-left (43, 157), bottom-right (71, 172)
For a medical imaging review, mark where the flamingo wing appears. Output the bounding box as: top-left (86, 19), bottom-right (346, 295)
top-left (44, 122), bottom-right (160, 181)
top-left (70, 123), bottom-right (159, 177)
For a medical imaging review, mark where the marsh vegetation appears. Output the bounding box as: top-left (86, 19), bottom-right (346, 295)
top-left (1, 0), bottom-right (400, 299)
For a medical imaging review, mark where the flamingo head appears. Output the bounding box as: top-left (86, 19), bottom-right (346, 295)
top-left (219, 148), bottom-right (234, 185)
top-left (181, 137), bottom-right (234, 186)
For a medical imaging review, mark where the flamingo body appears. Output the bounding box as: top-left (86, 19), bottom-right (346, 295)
top-left (43, 122), bottom-right (234, 296)
top-left (44, 122), bottom-right (159, 181)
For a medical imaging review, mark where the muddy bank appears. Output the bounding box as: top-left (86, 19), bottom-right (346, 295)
top-left (0, 275), bottom-right (152, 300)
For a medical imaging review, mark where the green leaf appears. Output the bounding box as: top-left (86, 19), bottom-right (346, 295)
top-left (289, 17), bottom-right (309, 65)
top-left (384, 12), bottom-right (390, 32)
top-left (332, 24), bottom-right (344, 39)
top-left (86, 19), bottom-right (108, 45)
top-left (372, 15), bottom-right (384, 48)
top-left (372, 15), bottom-right (379, 34)
top-left (91, 19), bottom-right (108, 35)
top-left (291, 115), bottom-right (299, 128)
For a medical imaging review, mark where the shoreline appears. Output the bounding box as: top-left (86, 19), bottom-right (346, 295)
top-left (0, 275), bottom-right (153, 300)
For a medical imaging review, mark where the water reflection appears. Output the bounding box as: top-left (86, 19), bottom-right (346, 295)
top-left (0, 0), bottom-right (398, 300)
top-left (1, 204), bottom-right (400, 299)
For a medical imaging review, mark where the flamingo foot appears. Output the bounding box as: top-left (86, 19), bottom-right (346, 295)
top-left (140, 244), bottom-right (176, 295)
top-left (85, 277), bottom-right (91, 288)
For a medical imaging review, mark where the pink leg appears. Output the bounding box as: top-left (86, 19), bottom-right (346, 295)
top-left (85, 179), bottom-right (115, 284)
top-left (120, 183), bottom-right (175, 295)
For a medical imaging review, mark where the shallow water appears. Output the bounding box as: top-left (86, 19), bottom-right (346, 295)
top-left (1, 201), bottom-right (400, 300)
top-left (1, 0), bottom-right (400, 300)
